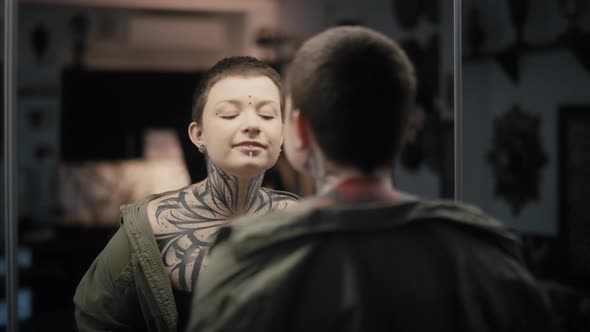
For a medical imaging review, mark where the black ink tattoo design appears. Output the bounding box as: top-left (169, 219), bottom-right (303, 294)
top-left (154, 160), bottom-right (298, 291)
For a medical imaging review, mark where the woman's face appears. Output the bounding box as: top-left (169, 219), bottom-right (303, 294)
top-left (194, 75), bottom-right (283, 178)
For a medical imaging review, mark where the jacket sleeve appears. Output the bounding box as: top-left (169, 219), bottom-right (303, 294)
top-left (73, 227), bottom-right (141, 332)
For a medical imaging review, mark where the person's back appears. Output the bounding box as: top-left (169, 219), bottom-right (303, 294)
top-left (188, 181), bottom-right (553, 331)
top-left (186, 26), bottom-right (554, 332)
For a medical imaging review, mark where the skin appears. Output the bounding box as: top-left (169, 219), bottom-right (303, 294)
top-left (147, 76), bottom-right (298, 292)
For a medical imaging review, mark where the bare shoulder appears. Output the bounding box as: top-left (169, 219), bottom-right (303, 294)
top-left (146, 183), bottom-right (203, 236)
top-left (260, 188), bottom-right (302, 212)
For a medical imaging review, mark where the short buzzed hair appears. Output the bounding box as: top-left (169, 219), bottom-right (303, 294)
top-left (287, 26), bottom-right (417, 174)
top-left (192, 56), bottom-right (282, 124)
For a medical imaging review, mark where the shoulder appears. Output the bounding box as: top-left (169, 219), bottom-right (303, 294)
top-left (394, 199), bottom-right (522, 253)
top-left (407, 198), bottom-right (505, 228)
top-left (259, 187), bottom-right (302, 211)
top-left (145, 183), bottom-right (202, 235)
top-left (146, 183), bottom-right (199, 210)
top-left (260, 187), bottom-right (302, 202)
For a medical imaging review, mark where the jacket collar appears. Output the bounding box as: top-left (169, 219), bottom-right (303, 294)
top-left (227, 199), bottom-right (519, 259)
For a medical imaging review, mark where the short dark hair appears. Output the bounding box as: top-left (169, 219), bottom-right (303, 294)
top-left (192, 56), bottom-right (282, 124)
top-left (287, 26), bottom-right (417, 174)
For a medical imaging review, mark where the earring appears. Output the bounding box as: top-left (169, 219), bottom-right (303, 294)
top-left (199, 144), bottom-right (206, 153)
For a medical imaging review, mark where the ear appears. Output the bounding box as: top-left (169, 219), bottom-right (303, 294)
top-left (290, 109), bottom-right (311, 150)
top-left (188, 122), bottom-right (204, 149)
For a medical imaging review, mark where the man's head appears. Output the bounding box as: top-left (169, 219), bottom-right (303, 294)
top-left (283, 26), bottom-right (417, 175)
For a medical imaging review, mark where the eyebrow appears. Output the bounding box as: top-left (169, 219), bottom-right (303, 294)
top-left (256, 100), bottom-right (279, 112)
top-left (214, 99), bottom-right (279, 111)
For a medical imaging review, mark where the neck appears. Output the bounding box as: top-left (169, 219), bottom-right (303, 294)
top-left (205, 160), bottom-right (264, 215)
top-left (305, 146), bottom-right (394, 194)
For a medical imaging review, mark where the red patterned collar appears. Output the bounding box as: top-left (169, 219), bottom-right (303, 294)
top-left (308, 177), bottom-right (399, 207)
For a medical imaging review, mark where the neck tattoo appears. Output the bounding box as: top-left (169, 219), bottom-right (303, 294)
top-left (153, 160), bottom-right (296, 291)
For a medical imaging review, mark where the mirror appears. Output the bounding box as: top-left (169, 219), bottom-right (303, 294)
top-left (462, 0), bottom-right (590, 329)
top-left (8, 0), bottom-right (456, 330)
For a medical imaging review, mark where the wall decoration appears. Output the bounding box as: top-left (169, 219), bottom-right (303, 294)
top-left (487, 105), bottom-right (548, 215)
top-left (558, 0), bottom-right (590, 74)
top-left (508, 0), bottom-right (529, 46)
top-left (464, 0), bottom-right (590, 80)
top-left (392, 0), bottom-right (421, 30)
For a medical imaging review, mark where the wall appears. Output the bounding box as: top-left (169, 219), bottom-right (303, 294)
top-left (462, 0), bottom-right (590, 234)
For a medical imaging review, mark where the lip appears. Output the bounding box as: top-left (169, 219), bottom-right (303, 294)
top-left (233, 141), bottom-right (267, 149)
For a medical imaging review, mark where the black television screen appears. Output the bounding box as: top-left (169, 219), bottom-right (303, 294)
top-left (60, 69), bottom-right (202, 161)
top-left (60, 69), bottom-right (206, 181)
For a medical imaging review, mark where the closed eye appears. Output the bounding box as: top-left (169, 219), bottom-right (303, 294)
top-left (220, 115), bottom-right (238, 119)
top-left (260, 114), bottom-right (275, 120)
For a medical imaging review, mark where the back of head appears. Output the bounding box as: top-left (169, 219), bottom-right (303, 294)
top-left (287, 26), bottom-right (416, 174)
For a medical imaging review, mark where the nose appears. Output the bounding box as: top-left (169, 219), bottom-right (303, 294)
top-left (241, 111), bottom-right (261, 136)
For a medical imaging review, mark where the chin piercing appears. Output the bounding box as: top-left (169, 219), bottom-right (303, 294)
top-left (249, 151), bottom-right (253, 157)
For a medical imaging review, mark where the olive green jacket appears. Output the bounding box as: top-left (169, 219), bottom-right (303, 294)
top-left (74, 193), bottom-right (178, 332)
top-left (74, 187), bottom-right (301, 332)
top-left (188, 199), bottom-right (554, 332)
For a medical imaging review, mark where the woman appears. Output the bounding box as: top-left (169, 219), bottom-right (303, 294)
top-left (74, 56), bottom-right (300, 332)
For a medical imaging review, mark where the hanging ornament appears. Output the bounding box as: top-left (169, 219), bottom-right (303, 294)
top-left (488, 105), bottom-right (548, 215)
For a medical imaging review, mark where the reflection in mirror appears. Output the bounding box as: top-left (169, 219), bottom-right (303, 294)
top-left (13, 0), bottom-right (457, 331)
top-left (462, 0), bottom-right (590, 330)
